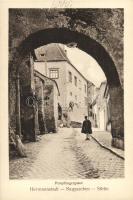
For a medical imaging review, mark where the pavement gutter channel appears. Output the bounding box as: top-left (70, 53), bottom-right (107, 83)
top-left (91, 135), bottom-right (124, 160)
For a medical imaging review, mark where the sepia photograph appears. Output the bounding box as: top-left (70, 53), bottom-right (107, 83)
top-left (8, 8), bottom-right (124, 180)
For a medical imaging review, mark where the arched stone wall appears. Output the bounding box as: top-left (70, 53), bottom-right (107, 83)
top-left (9, 9), bottom-right (124, 149)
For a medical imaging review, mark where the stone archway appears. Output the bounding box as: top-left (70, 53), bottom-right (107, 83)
top-left (10, 28), bottom-right (124, 149)
top-left (19, 28), bottom-right (120, 87)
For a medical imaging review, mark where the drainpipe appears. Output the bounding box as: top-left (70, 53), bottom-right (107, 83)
top-left (30, 53), bottom-right (38, 141)
top-left (16, 72), bottom-right (22, 138)
top-left (44, 51), bottom-right (47, 77)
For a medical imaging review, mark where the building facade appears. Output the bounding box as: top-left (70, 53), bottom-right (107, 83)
top-left (97, 82), bottom-right (111, 131)
top-left (34, 70), bottom-right (59, 133)
top-left (34, 43), bottom-right (89, 125)
top-left (89, 81), bottom-right (111, 132)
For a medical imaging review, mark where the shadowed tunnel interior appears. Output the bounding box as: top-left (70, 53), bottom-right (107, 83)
top-left (18, 28), bottom-right (121, 87)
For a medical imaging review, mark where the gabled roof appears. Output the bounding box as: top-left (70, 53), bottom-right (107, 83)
top-left (34, 43), bottom-right (67, 62)
top-left (34, 43), bottom-right (92, 83)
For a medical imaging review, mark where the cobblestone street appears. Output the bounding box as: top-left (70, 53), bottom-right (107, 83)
top-left (9, 128), bottom-right (124, 179)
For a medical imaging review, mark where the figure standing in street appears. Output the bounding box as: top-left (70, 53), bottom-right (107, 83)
top-left (81, 116), bottom-right (92, 140)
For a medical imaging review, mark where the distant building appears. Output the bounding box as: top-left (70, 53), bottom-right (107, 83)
top-left (34, 43), bottom-right (91, 125)
top-left (89, 81), bottom-right (111, 131)
top-left (97, 81), bottom-right (111, 131)
top-left (87, 82), bottom-right (98, 127)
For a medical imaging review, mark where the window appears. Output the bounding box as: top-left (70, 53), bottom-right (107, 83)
top-left (40, 53), bottom-right (44, 56)
top-left (68, 71), bottom-right (72, 82)
top-left (79, 80), bottom-right (82, 90)
top-left (84, 84), bottom-right (87, 93)
top-left (85, 97), bottom-right (88, 106)
top-left (74, 76), bottom-right (77, 86)
top-left (70, 92), bottom-right (72, 96)
top-left (75, 95), bottom-right (77, 101)
top-left (49, 69), bottom-right (59, 79)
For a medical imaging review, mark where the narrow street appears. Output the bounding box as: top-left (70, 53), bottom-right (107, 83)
top-left (9, 128), bottom-right (124, 179)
